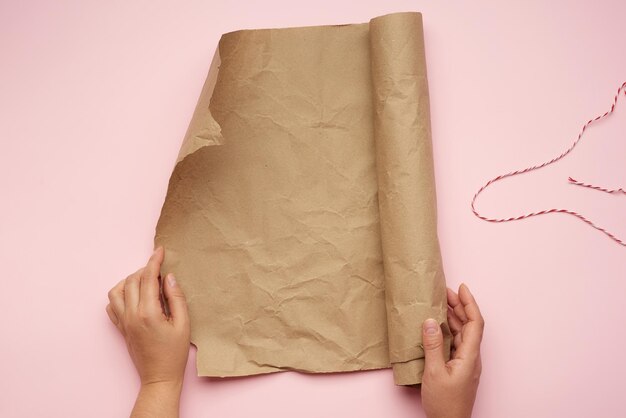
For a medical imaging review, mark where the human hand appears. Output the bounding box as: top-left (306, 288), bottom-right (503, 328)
top-left (421, 284), bottom-right (484, 418)
top-left (106, 247), bottom-right (190, 417)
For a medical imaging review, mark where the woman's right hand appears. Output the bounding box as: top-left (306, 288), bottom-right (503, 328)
top-left (421, 284), bottom-right (485, 418)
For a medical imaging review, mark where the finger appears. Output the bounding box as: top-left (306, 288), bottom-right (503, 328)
top-left (163, 273), bottom-right (189, 326)
top-left (447, 306), bottom-right (463, 336)
top-left (422, 318), bottom-right (447, 375)
top-left (139, 247), bottom-right (165, 314)
top-left (454, 284), bottom-right (485, 360)
top-left (450, 286), bottom-right (469, 324)
top-left (448, 306), bottom-right (464, 353)
top-left (448, 286), bottom-right (468, 323)
top-left (106, 304), bottom-right (119, 326)
top-left (124, 268), bottom-right (142, 313)
top-left (453, 330), bottom-right (463, 351)
top-left (459, 283), bottom-right (483, 324)
top-left (108, 279), bottom-right (126, 319)
top-left (446, 287), bottom-right (458, 306)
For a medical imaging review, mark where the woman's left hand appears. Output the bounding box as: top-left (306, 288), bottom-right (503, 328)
top-left (106, 247), bottom-right (190, 389)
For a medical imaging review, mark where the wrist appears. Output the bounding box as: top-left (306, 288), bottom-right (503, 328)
top-left (140, 378), bottom-right (184, 395)
top-left (132, 380), bottom-right (183, 418)
top-left (427, 411), bottom-right (471, 418)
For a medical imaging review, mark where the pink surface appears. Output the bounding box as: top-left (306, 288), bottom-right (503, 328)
top-left (1, 1), bottom-right (625, 417)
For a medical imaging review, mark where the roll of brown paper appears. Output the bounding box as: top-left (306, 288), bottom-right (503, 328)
top-left (370, 13), bottom-right (452, 384)
top-left (155, 11), bottom-right (451, 386)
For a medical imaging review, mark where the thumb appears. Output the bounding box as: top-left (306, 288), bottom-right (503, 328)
top-left (163, 273), bottom-right (189, 326)
top-left (422, 318), bottom-right (446, 373)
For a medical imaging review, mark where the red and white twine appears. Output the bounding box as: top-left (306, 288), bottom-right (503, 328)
top-left (567, 177), bottom-right (626, 195)
top-left (471, 81), bottom-right (626, 247)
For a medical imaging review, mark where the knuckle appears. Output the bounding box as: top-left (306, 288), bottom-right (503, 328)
top-left (124, 322), bottom-right (136, 335)
top-left (137, 309), bottom-right (151, 323)
top-left (120, 315), bottom-right (130, 329)
top-left (124, 317), bottom-right (140, 333)
top-left (477, 316), bottom-right (485, 328)
top-left (423, 338), bottom-right (442, 351)
top-left (472, 367), bottom-right (482, 382)
top-left (127, 269), bottom-right (143, 282)
top-left (468, 352), bottom-right (481, 367)
top-left (171, 292), bottom-right (187, 302)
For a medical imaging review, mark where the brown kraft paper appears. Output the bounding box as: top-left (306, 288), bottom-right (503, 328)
top-left (154, 11), bottom-right (452, 386)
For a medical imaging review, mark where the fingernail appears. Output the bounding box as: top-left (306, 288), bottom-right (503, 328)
top-left (167, 273), bottom-right (176, 287)
top-left (424, 318), bottom-right (438, 335)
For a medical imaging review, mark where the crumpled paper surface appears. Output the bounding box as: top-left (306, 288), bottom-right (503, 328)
top-left (154, 11), bottom-right (451, 386)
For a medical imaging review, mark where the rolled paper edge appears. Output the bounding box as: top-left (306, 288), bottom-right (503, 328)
top-left (369, 12), bottom-right (453, 386)
top-left (175, 47), bottom-right (224, 165)
top-left (392, 320), bottom-right (452, 386)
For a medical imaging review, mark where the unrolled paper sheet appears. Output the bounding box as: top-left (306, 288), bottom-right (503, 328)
top-left (155, 11), bottom-right (452, 386)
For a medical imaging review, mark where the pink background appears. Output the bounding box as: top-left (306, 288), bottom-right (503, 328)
top-left (1, 1), bottom-right (625, 417)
